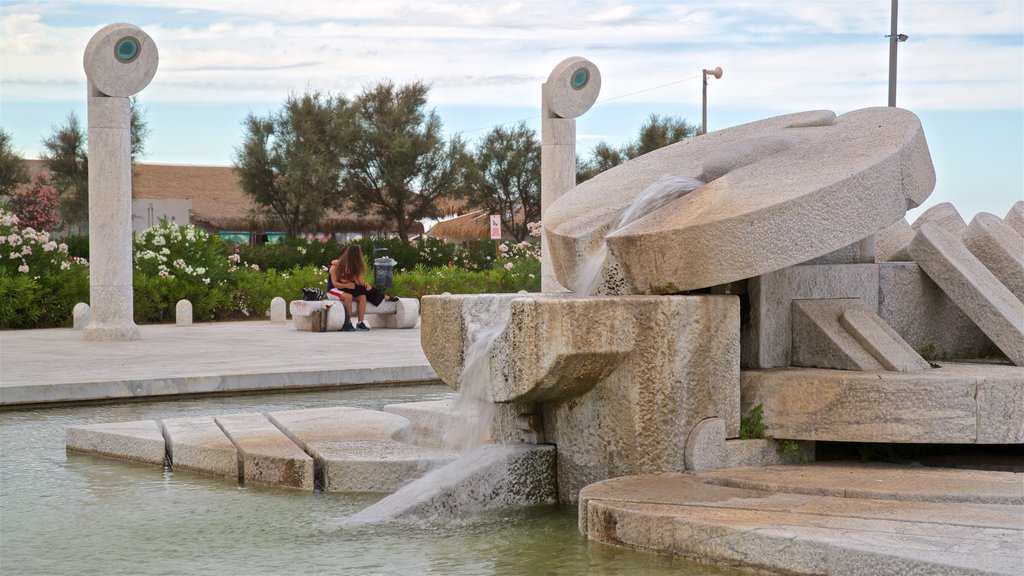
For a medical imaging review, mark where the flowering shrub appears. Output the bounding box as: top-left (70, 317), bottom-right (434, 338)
top-left (8, 175), bottom-right (63, 232)
top-left (0, 209), bottom-right (88, 328)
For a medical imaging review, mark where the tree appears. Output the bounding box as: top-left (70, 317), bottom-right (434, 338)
top-left (41, 98), bottom-right (150, 229)
top-left (577, 113), bottom-right (698, 182)
top-left (344, 80), bottom-right (470, 242)
top-left (0, 128), bottom-right (29, 197)
top-left (233, 91), bottom-right (348, 237)
top-left (9, 174), bottom-right (62, 231)
top-left (466, 122), bottom-right (540, 242)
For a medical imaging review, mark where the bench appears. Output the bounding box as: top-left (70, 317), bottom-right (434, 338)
top-left (289, 299), bottom-right (420, 331)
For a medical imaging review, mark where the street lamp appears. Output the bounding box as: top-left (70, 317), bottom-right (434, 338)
top-left (886, 0), bottom-right (908, 107)
top-left (702, 66), bottom-right (723, 135)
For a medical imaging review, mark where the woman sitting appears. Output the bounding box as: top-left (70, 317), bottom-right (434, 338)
top-left (328, 245), bottom-right (398, 331)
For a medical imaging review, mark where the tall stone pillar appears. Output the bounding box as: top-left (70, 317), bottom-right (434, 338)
top-left (82, 24), bottom-right (158, 341)
top-left (541, 57), bottom-right (600, 293)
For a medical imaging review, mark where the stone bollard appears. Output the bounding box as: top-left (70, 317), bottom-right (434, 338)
top-left (176, 299), bottom-right (192, 327)
top-left (270, 297), bottom-right (286, 324)
top-left (73, 303), bottom-right (91, 330)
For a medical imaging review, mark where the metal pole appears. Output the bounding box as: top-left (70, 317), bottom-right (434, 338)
top-left (888, 0), bottom-right (898, 107)
top-left (701, 70), bottom-right (708, 135)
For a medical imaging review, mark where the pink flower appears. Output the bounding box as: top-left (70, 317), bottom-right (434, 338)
top-left (504, 262), bottom-right (514, 270)
top-left (17, 263), bottom-right (29, 273)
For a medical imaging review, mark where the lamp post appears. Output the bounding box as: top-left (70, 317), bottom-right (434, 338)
top-left (702, 66), bottom-right (723, 135)
top-left (887, 0), bottom-right (908, 106)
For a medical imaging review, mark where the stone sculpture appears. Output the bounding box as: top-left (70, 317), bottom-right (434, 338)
top-left (82, 24), bottom-right (158, 341)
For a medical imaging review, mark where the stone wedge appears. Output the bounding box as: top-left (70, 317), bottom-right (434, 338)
top-left (66, 420), bottom-right (165, 466)
top-left (161, 416), bottom-right (238, 479)
top-left (874, 218), bottom-right (914, 262)
top-left (839, 307), bottom-right (931, 371)
top-left (791, 299), bottom-right (884, 371)
top-left (214, 412), bottom-right (313, 490)
top-left (909, 224), bottom-right (1024, 365)
top-left (1002, 200), bottom-right (1024, 237)
top-left (911, 201), bottom-right (968, 239)
top-left (963, 212), bottom-right (1024, 302)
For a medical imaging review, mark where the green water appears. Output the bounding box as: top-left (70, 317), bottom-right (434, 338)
top-left (0, 385), bottom-right (744, 575)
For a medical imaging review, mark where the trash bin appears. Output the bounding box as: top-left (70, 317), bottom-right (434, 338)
top-left (373, 247), bottom-right (397, 290)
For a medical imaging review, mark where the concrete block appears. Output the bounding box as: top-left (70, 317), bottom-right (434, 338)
top-left (741, 367), bottom-right (978, 443)
top-left (791, 299), bottom-right (884, 371)
top-left (546, 107), bottom-right (935, 294)
top-left (911, 201), bottom-right (967, 239)
top-left (1004, 201), bottom-right (1024, 238)
top-left (214, 413), bottom-right (313, 490)
top-left (910, 224), bottom-right (1024, 365)
top-left (175, 299), bottom-right (192, 326)
top-left (963, 212), bottom-right (1024, 302)
top-left (373, 297), bottom-right (419, 329)
top-left (269, 296), bottom-right (286, 323)
top-left (684, 418), bottom-right (725, 472)
top-left (874, 218), bottom-right (914, 262)
top-left (346, 444), bottom-right (557, 525)
top-left (66, 420), bottom-right (165, 466)
top-left (975, 372), bottom-right (1024, 444)
top-left (840, 307), bottom-right (931, 372)
top-left (72, 302), bottom-right (90, 330)
top-left (743, 264), bottom-right (880, 368)
top-left (804, 236), bottom-right (876, 265)
top-left (161, 416), bottom-right (237, 478)
top-left (878, 262), bottom-right (996, 360)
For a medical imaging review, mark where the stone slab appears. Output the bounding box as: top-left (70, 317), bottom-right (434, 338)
top-left (791, 299), bottom-right (884, 371)
top-left (724, 439), bottom-right (813, 468)
top-left (545, 107), bottom-right (935, 294)
top-left (910, 224), bottom-right (1024, 365)
top-left (214, 412), bottom-right (313, 490)
top-left (840, 306), bottom-right (930, 371)
top-left (743, 264), bottom-right (880, 368)
top-left (345, 444), bottom-right (557, 525)
top-left (963, 212), bottom-right (1024, 302)
top-left (877, 262), bottom-right (996, 360)
top-left (383, 399), bottom-right (454, 448)
top-left (579, 469), bottom-right (1023, 575)
top-left (1004, 201), bottom-right (1024, 238)
top-left (742, 362), bottom-right (1023, 444)
top-left (911, 201), bottom-right (968, 239)
top-left (804, 236), bottom-right (876, 265)
top-left (874, 218), bottom-right (914, 262)
top-left (66, 420), bottom-right (165, 466)
top-left (161, 416), bottom-right (237, 478)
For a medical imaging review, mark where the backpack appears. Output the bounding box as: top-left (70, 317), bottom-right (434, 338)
top-left (302, 287), bottom-right (325, 301)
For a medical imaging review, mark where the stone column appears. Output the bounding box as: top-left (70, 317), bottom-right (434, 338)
top-left (540, 57), bottom-right (600, 293)
top-left (82, 24), bottom-right (158, 341)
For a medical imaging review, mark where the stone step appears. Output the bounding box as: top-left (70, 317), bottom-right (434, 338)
top-left (579, 466), bottom-right (1023, 576)
top-left (214, 412), bottom-right (314, 490)
top-left (161, 416), bottom-right (238, 479)
top-left (66, 420), bottom-right (166, 466)
top-left (742, 362), bottom-right (1023, 444)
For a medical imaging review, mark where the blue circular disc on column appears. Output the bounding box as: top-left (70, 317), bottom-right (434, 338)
top-left (114, 37), bottom-right (140, 63)
top-left (570, 68), bottom-right (590, 90)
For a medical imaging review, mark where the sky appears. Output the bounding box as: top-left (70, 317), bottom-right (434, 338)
top-left (1, 0), bottom-right (1021, 221)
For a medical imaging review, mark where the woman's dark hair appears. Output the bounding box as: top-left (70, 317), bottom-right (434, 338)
top-left (337, 245), bottom-right (366, 279)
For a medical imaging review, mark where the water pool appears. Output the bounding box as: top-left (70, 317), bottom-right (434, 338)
top-left (0, 385), bottom-right (743, 575)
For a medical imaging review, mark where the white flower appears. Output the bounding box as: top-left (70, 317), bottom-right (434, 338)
top-left (21, 245), bottom-right (32, 256)
top-left (158, 269), bottom-right (171, 278)
top-left (499, 244), bottom-right (509, 253)
top-left (228, 254), bottom-right (241, 263)
top-left (195, 267), bottom-right (206, 275)
top-left (9, 252), bottom-right (20, 259)
top-left (298, 247), bottom-right (307, 255)
top-left (173, 258), bottom-right (186, 268)
top-left (250, 263), bottom-right (260, 272)
top-left (59, 243), bottom-right (68, 252)
top-left (152, 235), bottom-right (166, 246)
top-left (202, 277), bottom-right (211, 284)
top-left (160, 248), bottom-right (170, 255)
top-left (8, 234), bottom-right (22, 246)
top-left (17, 263), bottom-right (28, 273)
top-left (42, 241), bottom-right (57, 252)
top-left (60, 261), bottom-right (71, 270)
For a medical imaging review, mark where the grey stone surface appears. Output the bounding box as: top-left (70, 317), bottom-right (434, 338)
top-left (742, 362), bottom-right (1024, 443)
top-left (579, 466), bottom-right (1023, 575)
top-left (911, 201), bottom-right (968, 239)
top-left (724, 439), bottom-right (812, 468)
top-left (345, 444), bottom-right (557, 525)
top-left (383, 399), bottom-right (454, 448)
top-left (546, 107), bottom-right (935, 294)
top-left (269, 296), bottom-right (286, 324)
top-left (803, 236), bottom-right (875, 264)
top-left (1004, 201), bottom-right (1024, 237)
top-left (543, 56), bottom-right (601, 120)
top-left (963, 212), bottom-right (1024, 302)
top-left (66, 420), bottom-right (165, 466)
top-left (874, 218), bottom-right (914, 262)
top-left (910, 224), bottom-right (1024, 365)
top-left (743, 264), bottom-right (879, 369)
top-left (683, 418), bottom-right (725, 472)
top-left (214, 412), bottom-right (313, 490)
top-left (877, 262), bottom-right (996, 360)
top-left (840, 307), bottom-right (931, 371)
top-left (83, 23), bottom-right (159, 98)
top-left (791, 299), bottom-right (884, 371)
top-left (1, 321), bottom-right (439, 406)
top-left (290, 299), bottom-right (417, 330)
top-left (72, 302), bottom-right (90, 330)
top-left (175, 299), bottom-right (192, 327)
top-left (161, 416), bottom-right (237, 478)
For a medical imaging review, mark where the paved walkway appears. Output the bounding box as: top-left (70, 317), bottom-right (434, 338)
top-left (0, 320), bottom-right (439, 406)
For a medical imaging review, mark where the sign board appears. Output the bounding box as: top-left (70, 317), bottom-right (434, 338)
top-left (489, 215), bottom-right (502, 240)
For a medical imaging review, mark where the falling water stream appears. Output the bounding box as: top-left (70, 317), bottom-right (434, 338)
top-left (576, 175), bottom-right (705, 296)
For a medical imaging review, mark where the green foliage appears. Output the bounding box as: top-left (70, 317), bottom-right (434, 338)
top-left (578, 113), bottom-right (697, 182)
top-left (63, 234), bottom-right (90, 260)
top-left (234, 91), bottom-right (349, 237)
top-left (739, 404), bottom-right (768, 440)
top-left (465, 122), bottom-right (540, 241)
top-left (344, 80), bottom-right (471, 242)
top-left (776, 440), bottom-right (809, 464)
top-left (0, 128), bottom-right (29, 196)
